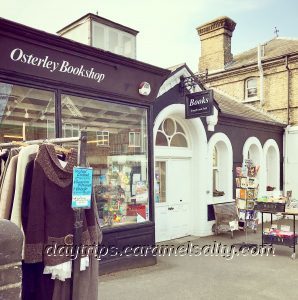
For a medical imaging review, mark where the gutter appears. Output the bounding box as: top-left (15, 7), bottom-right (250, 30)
top-left (257, 44), bottom-right (264, 106)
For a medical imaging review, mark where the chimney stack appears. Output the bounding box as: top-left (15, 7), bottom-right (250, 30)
top-left (197, 16), bottom-right (236, 73)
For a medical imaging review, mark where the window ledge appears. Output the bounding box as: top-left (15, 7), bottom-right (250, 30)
top-left (243, 97), bottom-right (260, 103)
top-left (212, 195), bottom-right (227, 204)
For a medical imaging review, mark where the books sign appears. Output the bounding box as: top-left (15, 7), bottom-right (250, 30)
top-left (185, 90), bottom-right (214, 119)
top-left (72, 167), bottom-right (93, 209)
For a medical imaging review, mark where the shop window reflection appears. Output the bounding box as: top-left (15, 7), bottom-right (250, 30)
top-left (0, 82), bottom-right (55, 143)
top-left (61, 94), bottom-right (149, 227)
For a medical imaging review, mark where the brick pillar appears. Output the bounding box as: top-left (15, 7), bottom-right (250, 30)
top-left (0, 220), bottom-right (23, 300)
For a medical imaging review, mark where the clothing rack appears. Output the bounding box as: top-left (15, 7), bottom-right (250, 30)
top-left (0, 131), bottom-right (88, 300)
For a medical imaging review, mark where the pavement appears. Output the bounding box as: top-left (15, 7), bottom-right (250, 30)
top-left (99, 219), bottom-right (298, 300)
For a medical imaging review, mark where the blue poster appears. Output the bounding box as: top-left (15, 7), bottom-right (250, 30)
top-left (72, 167), bottom-right (93, 209)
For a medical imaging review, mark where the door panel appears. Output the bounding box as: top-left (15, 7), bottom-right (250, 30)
top-left (155, 159), bottom-right (191, 241)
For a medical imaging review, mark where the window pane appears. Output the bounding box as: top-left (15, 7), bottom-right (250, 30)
top-left (170, 133), bottom-right (188, 147)
top-left (247, 79), bottom-right (256, 89)
top-left (156, 132), bottom-right (168, 146)
top-left (163, 118), bottom-right (175, 136)
top-left (0, 83), bottom-right (55, 143)
top-left (61, 94), bottom-right (149, 227)
top-left (176, 122), bottom-right (185, 134)
top-left (108, 29), bottom-right (119, 54)
top-left (92, 22), bottom-right (105, 49)
top-left (213, 147), bottom-right (218, 167)
top-left (248, 88), bottom-right (257, 98)
top-left (123, 35), bottom-right (133, 58)
top-left (155, 161), bottom-right (166, 203)
top-left (247, 78), bottom-right (257, 98)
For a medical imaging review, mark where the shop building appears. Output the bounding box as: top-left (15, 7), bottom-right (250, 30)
top-left (153, 64), bottom-right (286, 241)
top-left (196, 16), bottom-right (298, 125)
top-left (196, 16), bottom-right (298, 200)
top-left (0, 15), bottom-right (170, 274)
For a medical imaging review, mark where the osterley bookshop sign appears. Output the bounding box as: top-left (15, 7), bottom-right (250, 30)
top-left (185, 90), bottom-right (214, 119)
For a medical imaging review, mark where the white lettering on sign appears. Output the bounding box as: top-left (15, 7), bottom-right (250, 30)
top-left (189, 96), bottom-right (209, 106)
top-left (10, 48), bottom-right (105, 83)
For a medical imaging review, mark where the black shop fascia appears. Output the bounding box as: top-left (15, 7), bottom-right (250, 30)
top-left (0, 16), bottom-right (170, 274)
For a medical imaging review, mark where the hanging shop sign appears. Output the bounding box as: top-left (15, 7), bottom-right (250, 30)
top-left (72, 167), bottom-right (93, 209)
top-left (185, 90), bottom-right (214, 119)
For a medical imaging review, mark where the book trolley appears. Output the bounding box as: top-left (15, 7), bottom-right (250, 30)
top-left (255, 194), bottom-right (298, 259)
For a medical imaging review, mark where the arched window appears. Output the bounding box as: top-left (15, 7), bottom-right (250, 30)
top-left (208, 133), bottom-right (233, 201)
top-left (263, 140), bottom-right (280, 192)
top-left (155, 118), bottom-right (188, 147)
top-left (245, 78), bottom-right (257, 99)
top-left (212, 141), bottom-right (230, 196)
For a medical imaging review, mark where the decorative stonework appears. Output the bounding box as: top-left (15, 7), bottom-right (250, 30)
top-left (197, 16), bottom-right (236, 36)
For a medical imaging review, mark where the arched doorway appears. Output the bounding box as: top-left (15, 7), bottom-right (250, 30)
top-left (153, 104), bottom-right (208, 242)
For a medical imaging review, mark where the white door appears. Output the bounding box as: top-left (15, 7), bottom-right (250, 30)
top-left (155, 159), bottom-right (191, 242)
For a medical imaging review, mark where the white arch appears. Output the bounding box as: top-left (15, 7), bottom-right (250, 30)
top-left (243, 137), bottom-right (262, 162)
top-left (263, 139), bottom-right (280, 192)
top-left (154, 104), bottom-right (209, 236)
top-left (208, 132), bottom-right (233, 204)
top-left (242, 136), bottom-right (265, 195)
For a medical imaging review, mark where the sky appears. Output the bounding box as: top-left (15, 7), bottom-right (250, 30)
top-left (1, 0), bottom-right (298, 72)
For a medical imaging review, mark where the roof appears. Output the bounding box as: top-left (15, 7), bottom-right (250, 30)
top-left (57, 13), bottom-right (139, 36)
top-left (227, 37), bottom-right (298, 69)
top-left (213, 88), bottom-right (286, 126)
top-left (167, 63), bottom-right (186, 73)
top-left (157, 63), bottom-right (206, 97)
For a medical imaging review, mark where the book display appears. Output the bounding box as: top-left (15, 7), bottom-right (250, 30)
top-left (94, 159), bottom-right (149, 227)
top-left (256, 193), bottom-right (298, 259)
top-left (235, 159), bottom-right (259, 233)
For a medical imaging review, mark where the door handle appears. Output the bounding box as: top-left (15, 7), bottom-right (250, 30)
top-left (168, 207), bottom-right (174, 210)
top-left (180, 199), bottom-right (182, 202)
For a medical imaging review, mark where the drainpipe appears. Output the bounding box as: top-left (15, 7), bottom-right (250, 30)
top-left (257, 44), bottom-right (264, 106)
top-left (285, 55), bottom-right (290, 125)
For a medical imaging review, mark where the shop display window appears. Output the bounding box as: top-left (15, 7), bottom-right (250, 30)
top-left (61, 94), bottom-right (149, 227)
top-left (0, 82), bottom-right (55, 143)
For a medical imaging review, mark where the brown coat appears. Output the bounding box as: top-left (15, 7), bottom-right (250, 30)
top-left (24, 144), bottom-right (101, 266)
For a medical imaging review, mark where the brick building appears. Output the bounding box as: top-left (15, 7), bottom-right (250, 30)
top-left (196, 16), bottom-right (298, 125)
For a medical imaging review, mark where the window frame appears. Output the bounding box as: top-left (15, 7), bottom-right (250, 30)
top-left (96, 130), bottom-right (110, 147)
top-left (244, 77), bottom-right (258, 101)
top-left (129, 131), bottom-right (141, 147)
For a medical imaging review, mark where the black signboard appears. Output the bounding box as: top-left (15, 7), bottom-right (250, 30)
top-left (185, 90), bottom-right (214, 119)
top-left (0, 19), bottom-right (169, 103)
